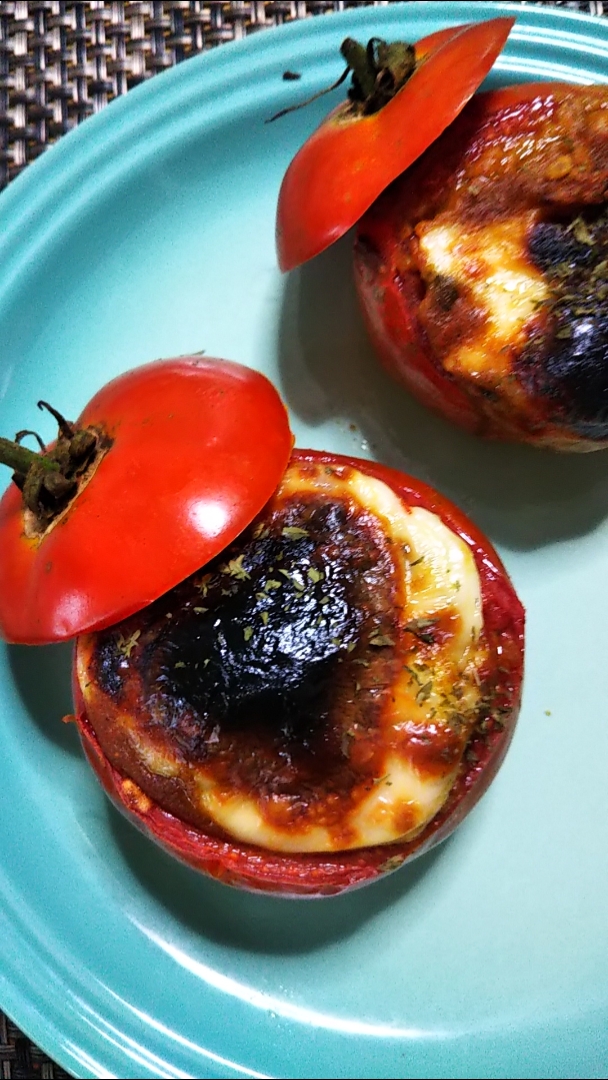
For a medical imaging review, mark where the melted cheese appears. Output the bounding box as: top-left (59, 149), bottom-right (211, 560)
top-left (417, 214), bottom-right (548, 379)
top-left (79, 463), bottom-right (489, 854)
top-left (180, 467), bottom-right (484, 852)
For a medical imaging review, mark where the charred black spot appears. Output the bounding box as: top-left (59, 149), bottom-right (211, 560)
top-left (521, 212), bottom-right (608, 437)
top-left (93, 636), bottom-right (126, 700)
top-left (431, 274), bottom-right (459, 312)
top-left (528, 219), bottom-right (597, 275)
top-left (132, 495), bottom-right (398, 772)
top-left (156, 510), bottom-right (356, 745)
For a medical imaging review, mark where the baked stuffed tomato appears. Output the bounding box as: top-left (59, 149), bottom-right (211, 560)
top-left (354, 82), bottom-right (608, 451)
top-left (0, 358), bottom-right (523, 896)
top-left (72, 451), bottom-right (524, 897)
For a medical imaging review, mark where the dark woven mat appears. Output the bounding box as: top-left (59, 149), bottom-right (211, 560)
top-left (0, 1012), bottom-right (71, 1079)
top-left (0, 0), bottom-right (606, 1076)
top-left (0, 0), bottom-right (605, 188)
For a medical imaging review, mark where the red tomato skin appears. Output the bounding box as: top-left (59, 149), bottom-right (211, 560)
top-left (0, 358), bottom-right (292, 644)
top-left (353, 82), bottom-right (604, 446)
top-left (73, 449), bottom-right (525, 898)
top-left (276, 17), bottom-right (515, 272)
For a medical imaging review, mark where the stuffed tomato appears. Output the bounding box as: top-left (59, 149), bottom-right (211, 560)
top-left (0, 357), bottom-right (524, 896)
top-left (354, 83), bottom-right (608, 450)
top-left (73, 450), bottom-right (524, 897)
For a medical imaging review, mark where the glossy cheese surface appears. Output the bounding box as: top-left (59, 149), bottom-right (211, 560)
top-left (417, 214), bottom-right (548, 381)
top-left (77, 459), bottom-right (491, 854)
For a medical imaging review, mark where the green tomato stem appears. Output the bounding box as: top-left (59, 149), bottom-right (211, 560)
top-left (340, 38), bottom-right (377, 101)
top-left (0, 436), bottom-right (57, 478)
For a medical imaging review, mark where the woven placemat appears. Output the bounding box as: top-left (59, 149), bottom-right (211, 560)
top-left (0, 1011), bottom-right (71, 1079)
top-left (0, 1), bottom-right (606, 1076)
top-left (0, 0), bottom-right (604, 188)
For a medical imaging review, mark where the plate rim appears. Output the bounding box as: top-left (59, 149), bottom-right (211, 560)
top-left (2, 2), bottom-right (608, 1077)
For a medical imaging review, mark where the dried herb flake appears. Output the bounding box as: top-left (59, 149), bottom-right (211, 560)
top-left (116, 630), bottom-right (141, 658)
top-left (282, 526), bottom-right (309, 539)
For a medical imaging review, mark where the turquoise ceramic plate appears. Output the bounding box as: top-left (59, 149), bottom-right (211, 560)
top-left (1, 3), bottom-right (607, 1077)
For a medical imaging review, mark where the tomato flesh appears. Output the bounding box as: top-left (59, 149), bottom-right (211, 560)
top-left (0, 357), bottom-right (292, 644)
top-left (276, 17), bottom-right (515, 272)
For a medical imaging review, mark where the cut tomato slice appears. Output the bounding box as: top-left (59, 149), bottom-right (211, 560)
top-left (0, 357), bottom-right (292, 643)
top-left (276, 17), bottom-right (515, 272)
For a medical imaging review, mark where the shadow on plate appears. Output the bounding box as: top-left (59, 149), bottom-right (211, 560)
top-left (106, 797), bottom-right (450, 955)
top-left (277, 234), bottom-right (608, 551)
top-left (7, 641), bottom-right (81, 756)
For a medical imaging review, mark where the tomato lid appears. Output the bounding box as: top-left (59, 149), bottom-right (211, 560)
top-left (0, 357), bottom-right (293, 643)
top-left (276, 16), bottom-right (515, 272)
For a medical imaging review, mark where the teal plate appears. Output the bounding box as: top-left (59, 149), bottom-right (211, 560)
top-left (1, 3), bottom-right (608, 1077)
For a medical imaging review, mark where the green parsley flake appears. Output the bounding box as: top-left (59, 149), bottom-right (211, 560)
top-left (221, 555), bottom-right (250, 581)
top-left (243, 626), bottom-right (254, 642)
top-left (373, 774), bottom-right (390, 786)
top-left (416, 680), bottom-right (433, 704)
top-left (404, 617), bottom-right (439, 644)
top-left (281, 526), bottom-right (309, 539)
top-left (195, 573), bottom-right (213, 596)
top-left (571, 217), bottom-right (594, 245)
top-left (115, 630), bottom-right (141, 658)
top-left (404, 665), bottom-right (422, 685)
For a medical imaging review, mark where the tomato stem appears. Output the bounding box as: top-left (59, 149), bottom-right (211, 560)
top-left (15, 429), bottom-right (47, 452)
top-left (37, 400), bottom-right (75, 439)
top-left (341, 38), bottom-right (377, 101)
top-left (0, 436), bottom-right (53, 478)
top-left (266, 67), bottom-right (350, 124)
top-left (0, 405), bottom-right (107, 532)
top-left (344, 38), bottom-right (416, 115)
top-left (267, 36), bottom-right (416, 125)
